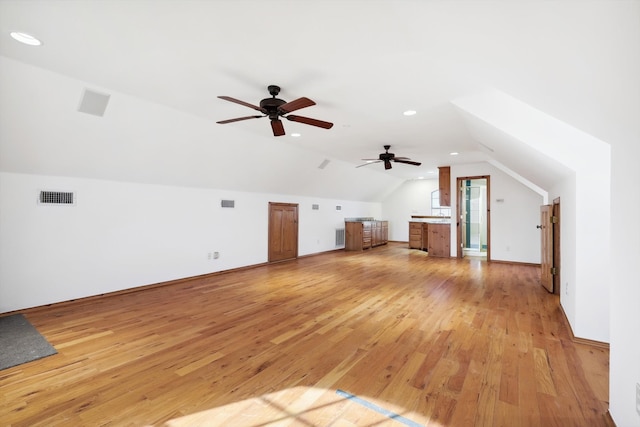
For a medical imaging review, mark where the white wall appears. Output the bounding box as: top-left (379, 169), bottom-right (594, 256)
top-left (574, 167), bottom-right (610, 343)
top-left (0, 172), bottom-right (380, 313)
top-left (608, 2), bottom-right (640, 420)
top-left (610, 135), bottom-right (640, 427)
top-left (546, 155), bottom-right (610, 344)
top-left (381, 178), bottom-right (439, 242)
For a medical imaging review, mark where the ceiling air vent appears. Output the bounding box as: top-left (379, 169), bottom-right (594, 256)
top-left (39, 191), bottom-right (75, 205)
top-left (221, 199), bottom-right (235, 208)
top-left (318, 159), bottom-right (330, 169)
top-left (77, 88), bottom-right (110, 117)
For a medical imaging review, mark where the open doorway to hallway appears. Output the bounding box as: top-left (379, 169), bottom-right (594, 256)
top-left (457, 176), bottom-right (490, 261)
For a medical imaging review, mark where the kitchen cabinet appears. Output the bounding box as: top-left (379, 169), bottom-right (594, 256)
top-left (409, 221), bottom-right (424, 249)
top-left (345, 220), bottom-right (388, 251)
top-left (408, 221), bottom-right (450, 257)
top-left (438, 166), bottom-right (451, 207)
top-left (428, 223), bottom-right (451, 257)
top-left (372, 220), bottom-right (388, 247)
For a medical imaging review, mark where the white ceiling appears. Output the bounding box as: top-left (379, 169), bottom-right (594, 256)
top-left (0, 0), bottom-right (632, 200)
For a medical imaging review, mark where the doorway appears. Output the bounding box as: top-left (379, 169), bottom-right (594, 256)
top-left (268, 202), bottom-right (299, 263)
top-left (456, 176), bottom-right (490, 261)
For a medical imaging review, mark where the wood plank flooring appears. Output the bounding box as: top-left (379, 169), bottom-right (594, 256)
top-left (0, 243), bottom-right (611, 426)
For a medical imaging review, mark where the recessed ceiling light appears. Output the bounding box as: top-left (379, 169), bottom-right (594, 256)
top-left (427, 171), bottom-right (435, 174)
top-left (403, 110), bottom-right (417, 116)
top-left (450, 152), bottom-right (459, 156)
top-left (10, 32), bottom-right (42, 46)
top-left (291, 133), bottom-right (301, 137)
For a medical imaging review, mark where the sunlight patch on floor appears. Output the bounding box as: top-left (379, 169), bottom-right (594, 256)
top-left (158, 386), bottom-right (439, 427)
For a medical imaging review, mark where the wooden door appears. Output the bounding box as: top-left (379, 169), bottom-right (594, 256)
top-left (268, 202), bottom-right (298, 262)
top-left (552, 198), bottom-right (561, 295)
top-left (540, 204), bottom-right (554, 292)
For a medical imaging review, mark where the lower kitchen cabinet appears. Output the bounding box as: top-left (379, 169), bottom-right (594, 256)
top-left (345, 220), bottom-right (388, 251)
top-left (427, 223), bottom-right (451, 257)
top-left (408, 221), bottom-right (450, 257)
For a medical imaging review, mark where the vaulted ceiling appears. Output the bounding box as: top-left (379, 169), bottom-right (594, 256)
top-left (0, 1), bottom-right (632, 201)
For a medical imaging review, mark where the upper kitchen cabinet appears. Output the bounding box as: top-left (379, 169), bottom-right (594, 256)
top-left (438, 166), bottom-right (451, 207)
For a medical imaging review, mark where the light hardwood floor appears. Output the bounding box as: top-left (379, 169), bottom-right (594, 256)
top-left (1, 243), bottom-right (611, 426)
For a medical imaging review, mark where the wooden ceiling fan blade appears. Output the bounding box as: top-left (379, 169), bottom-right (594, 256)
top-left (356, 161), bottom-right (381, 168)
top-left (271, 119), bottom-right (285, 136)
top-left (218, 96), bottom-right (264, 112)
top-left (278, 97), bottom-right (316, 114)
top-left (394, 159), bottom-right (422, 166)
top-left (285, 115), bottom-right (333, 129)
top-left (216, 115), bottom-right (263, 124)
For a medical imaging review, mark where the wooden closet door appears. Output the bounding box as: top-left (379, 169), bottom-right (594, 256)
top-left (540, 204), bottom-right (554, 292)
top-left (268, 202), bottom-right (298, 262)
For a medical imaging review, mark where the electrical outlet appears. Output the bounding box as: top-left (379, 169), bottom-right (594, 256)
top-left (213, 251), bottom-right (219, 259)
top-left (636, 383), bottom-right (640, 415)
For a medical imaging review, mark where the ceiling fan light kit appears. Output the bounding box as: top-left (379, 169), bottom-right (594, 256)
top-left (357, 145), bottom-right (422, 170)
top-left (217, 85), bottom-right (333, 137)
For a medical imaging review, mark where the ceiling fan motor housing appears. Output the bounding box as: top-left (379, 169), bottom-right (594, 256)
top-left (380, 145), bottom-right (394, 160)
top-left (260, 97), bottom-right (286, 120)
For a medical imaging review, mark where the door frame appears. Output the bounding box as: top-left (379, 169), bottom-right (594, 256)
top-left (456, 175), bottom-right (490, 261)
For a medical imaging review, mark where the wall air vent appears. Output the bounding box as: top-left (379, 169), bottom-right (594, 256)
top-left (221, 199), bottom-right (235, 208)
top-left (39, 191), bottom-right (75, 205)
top-left (336, 205), bottom-right (342, 211)
top-left (312, 204), bottom-right (319, 210)
top-left (335, 228), bottom-right (345, 247)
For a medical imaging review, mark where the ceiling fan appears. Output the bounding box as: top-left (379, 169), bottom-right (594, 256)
top-left (357, 145), bottom-right (422, 170)
top-left (216, 85), bottom-right (334, 136)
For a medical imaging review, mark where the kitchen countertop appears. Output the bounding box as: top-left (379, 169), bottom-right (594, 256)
top-left (410, 218), bottom-right (451, 224)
